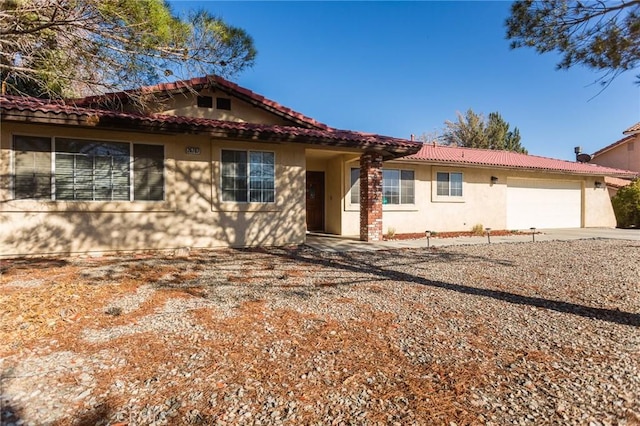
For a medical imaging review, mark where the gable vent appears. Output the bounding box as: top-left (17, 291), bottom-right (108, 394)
top-left (216, 97), bottom-right (231, 110)
top-left (197, 96), bottom-right (213, 108)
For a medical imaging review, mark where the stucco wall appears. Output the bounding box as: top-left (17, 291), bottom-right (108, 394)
top-left (591, 135), bottom-right (640, 173)
top-left (0, 122), bottom-right (306, 256)
top-left (157, 88), bottom-right (294, 126)
top-left (340, 160), bottom-right (616, 235)
top-left (583, 182), bottom-right (617, 227)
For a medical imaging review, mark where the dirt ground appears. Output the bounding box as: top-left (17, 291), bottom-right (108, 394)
top-left (1, 240), bottom-right (639, 425)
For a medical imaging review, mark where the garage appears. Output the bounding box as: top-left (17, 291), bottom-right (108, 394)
top-left (506, 178), bottom-right (582, 229)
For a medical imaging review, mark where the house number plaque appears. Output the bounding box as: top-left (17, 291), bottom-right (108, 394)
top-left (185, 147), bottom-right (201, 155)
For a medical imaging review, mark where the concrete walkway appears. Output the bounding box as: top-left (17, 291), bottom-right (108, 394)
top-left (304, 228), bottom-right (639, 252)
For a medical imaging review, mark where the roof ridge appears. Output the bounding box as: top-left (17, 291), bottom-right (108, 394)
top-left (68, 75), bottom-right (331, 130)
top-left (402, 140), bottom-right (637, 177)
top-left (426, 143), bottom-right (586, 165)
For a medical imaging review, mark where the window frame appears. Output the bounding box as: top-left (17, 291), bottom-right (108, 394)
top-left (349, 166), bottom-right (415, 206)
top-left (11, 134), bottom-right (165, 202)
top-left (433, 170), bottom-right (465, 202)
top-left (220, 149), bottom-right (276, 204)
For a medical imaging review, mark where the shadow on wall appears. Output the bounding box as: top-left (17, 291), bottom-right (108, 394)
top-left (0, 160), bottom-right (306, 255)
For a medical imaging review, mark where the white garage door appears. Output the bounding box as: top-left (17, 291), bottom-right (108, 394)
top-left (506, 178), bottom-right (582, 229)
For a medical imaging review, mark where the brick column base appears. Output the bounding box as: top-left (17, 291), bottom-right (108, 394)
top-left (359, 151), bottom-right (383, 242)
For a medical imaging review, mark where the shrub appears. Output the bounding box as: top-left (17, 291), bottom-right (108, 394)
top-left (611, 179), bottom-right (640, 228)
top-left (386, 227), bottom-right (396, 238)
top-left (471, 223), bottom-right (484, 236)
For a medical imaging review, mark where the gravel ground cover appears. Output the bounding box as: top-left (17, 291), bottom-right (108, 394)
top-left (1, 239), bottom-right (638, 425)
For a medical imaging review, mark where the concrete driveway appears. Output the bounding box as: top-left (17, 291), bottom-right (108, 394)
top-left (305, 228), bottom-right (639, 252)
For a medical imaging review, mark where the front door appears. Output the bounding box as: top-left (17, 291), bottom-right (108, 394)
top-left (306, 171), bottom-right (325, 232)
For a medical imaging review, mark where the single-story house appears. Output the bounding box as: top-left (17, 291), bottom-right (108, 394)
top-left (1, 76), bottom-right (636, 256)
top-left (590, 123), bottom-right (639, 196)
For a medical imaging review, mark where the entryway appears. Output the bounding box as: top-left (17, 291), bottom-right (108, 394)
top-left (306, 171), bottom-right (325, 232)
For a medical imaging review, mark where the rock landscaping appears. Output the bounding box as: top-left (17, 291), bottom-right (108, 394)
top-left (1, 239), bottom-right (638, 425)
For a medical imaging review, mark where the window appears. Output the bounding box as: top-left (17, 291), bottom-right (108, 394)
top-left (134, 144), bottom-right (164, 201)
top-left (197, 96), bottom-right (213, 108)
top-left (350, 167), bottom-right (414, 205)
top-left (383, 169), bottom-right (414, 204)
top-left (350, 168), bottom-right (360, 204)
top-left (216, 97), bottom-right (231, 110)
top-left (221, 150), bottom-right (274, 203)
top-left (55, 138), bottom-right (130, 201)
top-left (436, 172), bottom-right (463, 197)
top-left (12, 135), bottom-right (164, 201)
top-left (13, 136), bottom-right (52, 199)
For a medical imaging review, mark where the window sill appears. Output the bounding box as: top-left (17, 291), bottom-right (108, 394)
top-left (432, 196), bottom-right (465, 203)
top-left (0, 199), bottom-right (176, 213)
top-left (213, 202), bottom-right (281, 213)
top-left (344, 204), bottom-right (419, 212)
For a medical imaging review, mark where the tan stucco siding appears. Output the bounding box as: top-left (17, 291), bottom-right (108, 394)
top-left (592, 135), bottom-right (640, 173)
top-left (157, 89), bottom-right (294, 126)
top-left (339, 160), bottom-right (616, 235)
top-left (583, 181), bottom-right (617, 227)
top-left (0, 122), bottom-right (306, 256)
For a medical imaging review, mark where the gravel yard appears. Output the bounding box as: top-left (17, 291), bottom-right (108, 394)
top-left (1, 239), bottom-right (639, 425)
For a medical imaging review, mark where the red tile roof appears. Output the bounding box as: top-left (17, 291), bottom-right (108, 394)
top-left (400, 143), bottom-right (638, 177)
top-left (604, 176), bottom-right (634, 189)
top-left (624, 122), bottom-right (640, 134)
top-left (0, 95), bottom-right (421, 157)
top-left (592, 134), bottom-right (635, 158)
top-left (70, 75), bottom-right (330, 130)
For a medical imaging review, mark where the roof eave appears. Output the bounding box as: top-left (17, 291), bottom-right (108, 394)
top-left (395, 157), bottom-right (638, 178)
top-left (0, 109), bottom-right (420, 158)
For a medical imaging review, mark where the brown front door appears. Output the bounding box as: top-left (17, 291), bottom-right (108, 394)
top-left (306, 171), bottom-right (325, 232)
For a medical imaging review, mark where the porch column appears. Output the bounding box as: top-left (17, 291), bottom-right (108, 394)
top-left (359, 151), bottom-right (383, 242)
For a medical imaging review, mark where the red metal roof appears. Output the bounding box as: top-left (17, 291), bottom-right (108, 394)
top-left (70, 75), bottom-right (330, 130)
top-left (0, 95), bottom-right (420, 155)
top-left (400, 143), bottom-right (637, 177)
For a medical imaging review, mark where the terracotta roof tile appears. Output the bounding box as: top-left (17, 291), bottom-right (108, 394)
top-left (70, 75), bottom-right (331, 130)
top-left (400, 143), bottom-right (637, 178)
top-left (0, 95), bottom-right (420, 155)
top-left (604, 176), bottom-right (634, 189)
top-left (623, 122), bottom-right (640, 134)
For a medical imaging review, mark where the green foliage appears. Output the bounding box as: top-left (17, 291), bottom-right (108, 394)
top-left (611, 179), bottom-right (640, 228)
top-left (0, 0), bottom-right (257, 99)
top-left (443, 109), bottom-right (528, 153)
top-left (506, 0), bottom-right (640, 86)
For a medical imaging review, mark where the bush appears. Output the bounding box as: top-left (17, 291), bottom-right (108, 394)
top-left (471, 223), bottom-right (484, 236)
top-left (611, 179), bottom-right (640, 228)
top-left (386, 227), bottom-right (396, 238)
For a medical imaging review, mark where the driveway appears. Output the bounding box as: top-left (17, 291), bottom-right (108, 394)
top-left (306, 228), bottom-right (639, 251)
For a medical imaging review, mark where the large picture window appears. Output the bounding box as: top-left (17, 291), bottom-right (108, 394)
top-left (350, 167), bottom-right (414, 205)
top-left (12, 135), bottom-right (164, 201)
top-left (436, 172), bottom-right (463, 197)
top-left (221, 150), bottom-right (275, 203)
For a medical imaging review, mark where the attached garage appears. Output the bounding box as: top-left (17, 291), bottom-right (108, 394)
top-left (506, 178), bottom-right (582, 229)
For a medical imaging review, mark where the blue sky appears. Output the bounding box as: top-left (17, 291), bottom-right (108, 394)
top-left (171, 1), bottom-right (639, 161)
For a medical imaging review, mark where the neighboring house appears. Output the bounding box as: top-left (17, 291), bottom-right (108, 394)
top-left (0, 76), bottom-right (636, 256)
top-left (590, 123), bottom-right (640, 197)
